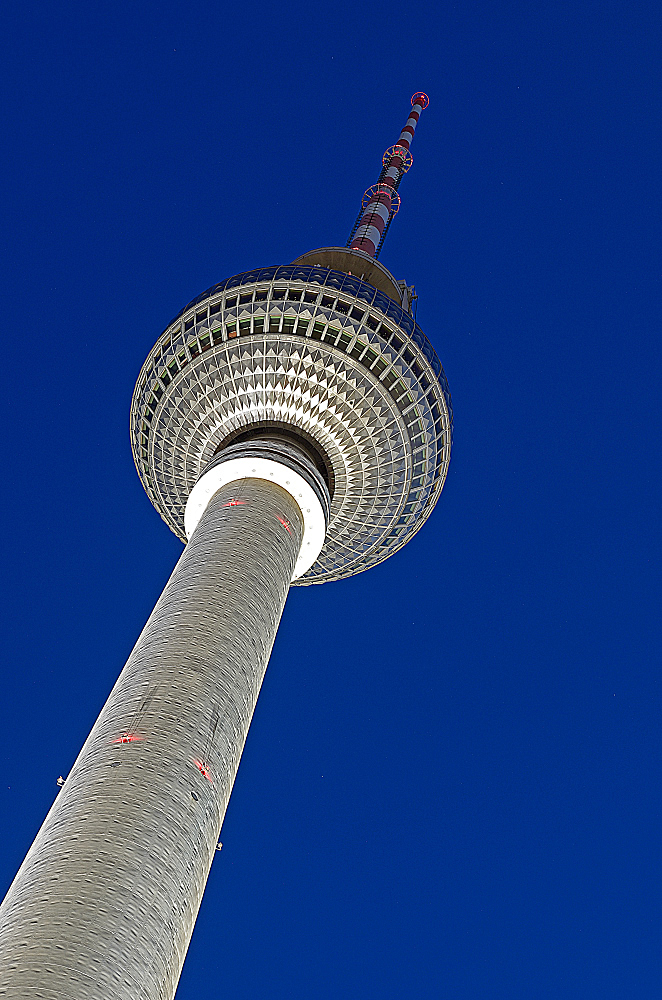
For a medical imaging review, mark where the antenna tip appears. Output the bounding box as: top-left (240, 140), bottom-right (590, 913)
top-left (411, 92), bottom-right (429, 109)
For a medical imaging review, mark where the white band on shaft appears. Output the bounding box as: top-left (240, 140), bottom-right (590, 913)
top-left (184, 456), bottom-right (327, 580)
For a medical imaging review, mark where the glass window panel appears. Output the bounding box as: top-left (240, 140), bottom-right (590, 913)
top-left (399, 313), bottom-right (414, 335)
top-left (355, 283), bottom-right (375, 305)
top-left (386, 299), bottom-right (403, 322)
top-left (373, 291), bottom-right (391, 314)
top-left (341, 275), bottom-right (361, 296)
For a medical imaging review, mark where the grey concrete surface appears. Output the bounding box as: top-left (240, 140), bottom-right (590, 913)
top-left (0, 478), bottom-right (303, 999)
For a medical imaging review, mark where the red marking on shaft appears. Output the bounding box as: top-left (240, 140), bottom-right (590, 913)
top-left (276, 516), bottom-right (292, 534)
top-left (222, 499), bottom-right (246, 507)
top-left (193, 759), bottom-right (213, 783)
top-left (114, 733), bottom-right (142, 744)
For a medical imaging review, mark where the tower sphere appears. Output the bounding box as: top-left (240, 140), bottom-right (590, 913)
top-left (131, 246), bottom-right (453, 584)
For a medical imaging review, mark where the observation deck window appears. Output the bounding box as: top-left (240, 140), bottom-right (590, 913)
top-left (365, 315), bottom-right (378, 331)
top-left (196, 310), bottom-right (207, 323)
top-left (282, 318), bottom-right (295, 333)
top-left (350, 307), bottom-right (365, 321)
top-left (269, 317), bottom-right (280, 333)
top-left (337, 331), bottom-right (352, 351)
top-left (239, 319), bottom-right (251, 335)
top-left (226, 323), bottom-right (237, 338)
top-left (272, 288), bottom-right (286, 300)
top-left (287, 290), bottom-right (302, 302)
top-left (341, 276), bottom-right (361, 296)
top-left (321, 295), bottom-right (335, 308)
top-left (239, 294), bottom-right (252, 305)
top-left (349, 341), bottom-right (366, 361)
top-left (296, 318), bottom-right (310, 335)
top-left (304, 291), bottom-right (317, 303)
top-left (356, 285), bottom-right (375, 306)
top-left (199, 333), bottom-right (211, 351)
top-left (335, 300), bottom-right (349, 315)
top-left (255, 289), bottom-right (268, 301)
top-left (226, 296), bottom-right (237, 308)
top-left (184, 318), bottom-right (194, 332)
top-left (373, 291), bottom-right (391, 314)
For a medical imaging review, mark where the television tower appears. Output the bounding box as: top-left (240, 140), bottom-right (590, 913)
top-left (0, 93), bottom-right (452, 999)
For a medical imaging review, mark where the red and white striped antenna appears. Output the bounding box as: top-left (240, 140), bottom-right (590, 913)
top-left (348, 92), bottom-right (429, 259)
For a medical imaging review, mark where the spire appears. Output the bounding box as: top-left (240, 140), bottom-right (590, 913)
top-left (348, 92), bottom-right (429, 259)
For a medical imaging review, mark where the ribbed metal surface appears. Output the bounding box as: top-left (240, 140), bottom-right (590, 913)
top-left (0, 479), bottom-right (302, 1000)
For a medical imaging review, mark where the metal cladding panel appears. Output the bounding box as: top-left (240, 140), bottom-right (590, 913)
top-left (0, 479), bottom-right (303, 1000)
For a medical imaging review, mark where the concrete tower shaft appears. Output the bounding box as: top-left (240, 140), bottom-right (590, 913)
top-left (0, 477), bottom-right (306, 999)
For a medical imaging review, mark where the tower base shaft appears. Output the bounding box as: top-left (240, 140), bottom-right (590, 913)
top-left (0, 478), bottom-right (302, 1000)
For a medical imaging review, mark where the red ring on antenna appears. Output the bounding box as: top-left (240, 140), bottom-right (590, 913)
top-left (411, 92), bottom-right (429, 109)
top-left (382, 145), bottom-right (413, 172)
top-left (361, 184), bottom-right (401, 215)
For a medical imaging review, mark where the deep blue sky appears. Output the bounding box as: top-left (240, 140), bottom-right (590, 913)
top-left (1, 1), bottom-right (661, 997)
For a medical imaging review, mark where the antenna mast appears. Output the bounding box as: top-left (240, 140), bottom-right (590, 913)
top-left (348, 92), bottom-right (429, 259)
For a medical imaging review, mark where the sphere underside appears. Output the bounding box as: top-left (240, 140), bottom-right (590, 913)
top-left (131, 265), bottom-right (452, 584)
